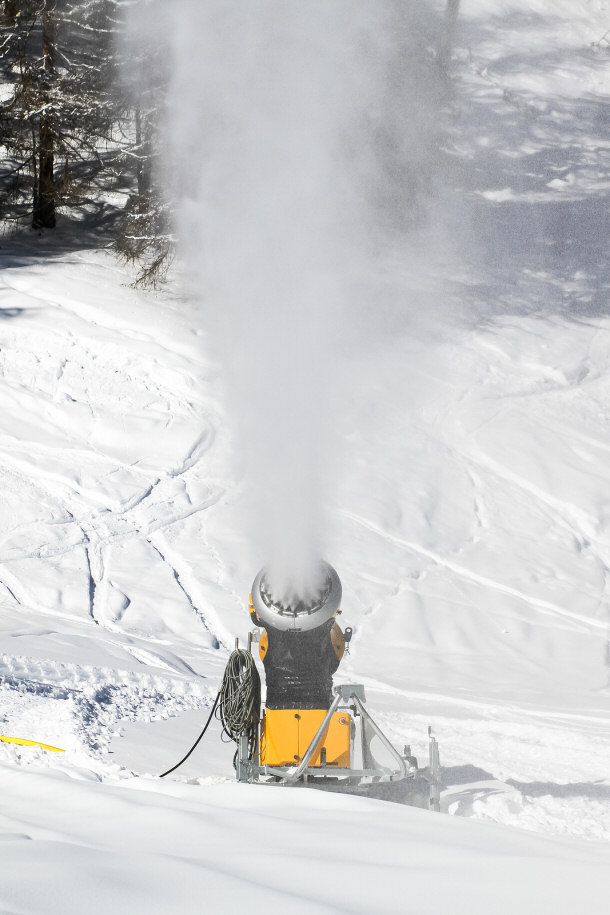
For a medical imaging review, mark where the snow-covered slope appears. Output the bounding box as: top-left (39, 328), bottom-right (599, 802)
top-left (1, 1), bottom-right (610, 912)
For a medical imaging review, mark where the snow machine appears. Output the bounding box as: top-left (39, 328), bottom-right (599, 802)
top-left (228, 562), bottom-right (441, 809)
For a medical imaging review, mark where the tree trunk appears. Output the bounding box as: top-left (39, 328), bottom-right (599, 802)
top-left (135, 106), bottom-right (153, 203)
top-left (439, 0), bottom-right (460, 71)
top-left (32, 2), bottom-right (56, 229)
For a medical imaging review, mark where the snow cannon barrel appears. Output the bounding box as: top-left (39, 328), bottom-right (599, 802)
top-left (249, 561), bottom-right (346, 710)
top-left (250, 561), bottom-right (342, 632)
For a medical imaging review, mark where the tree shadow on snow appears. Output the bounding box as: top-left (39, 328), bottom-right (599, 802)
top-left (447, 10), bottom-right (610, 322)
top-left (0, 202), bottom-right (125, 266)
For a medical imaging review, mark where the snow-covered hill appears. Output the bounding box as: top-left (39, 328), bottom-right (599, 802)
top-left (1, 1), bottom-right (610, 912)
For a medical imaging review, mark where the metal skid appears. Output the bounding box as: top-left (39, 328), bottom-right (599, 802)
top-left (236, 683), bottom-right (442, 811)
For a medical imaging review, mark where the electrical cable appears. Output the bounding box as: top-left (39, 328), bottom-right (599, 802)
top-left (217, 648), bottom-right (261, 761)
top-left (159, 648), bottom-right (261, 778)
top-left (159, 690), bottom-right (220, 778)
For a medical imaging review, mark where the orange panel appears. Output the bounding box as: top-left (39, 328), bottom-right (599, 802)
top-left (297, 710), bottom-right (351, 767)
top-left (260, 709), bottom-right (300, 766)
top-left (261, 708), bottom-right (351, 768)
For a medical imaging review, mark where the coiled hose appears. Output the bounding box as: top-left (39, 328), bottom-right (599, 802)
top-left (217, 648), bottom-right (261, 761)
top-left (160, 648), bottom-right (261, 778)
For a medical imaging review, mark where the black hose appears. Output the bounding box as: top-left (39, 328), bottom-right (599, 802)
top-left (159, 691), bottom-right (220, 778)
top-left (159, 648), bottom-right (261, 778)
top-left (217, 648), bottom-right (261, 761)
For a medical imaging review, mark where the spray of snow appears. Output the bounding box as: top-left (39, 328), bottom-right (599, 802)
top-left (127, 0), bottom-right (444, 603)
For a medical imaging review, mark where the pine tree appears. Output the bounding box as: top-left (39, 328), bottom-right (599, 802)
top-left (0, 0), bottom-right (128, 230)
top-left (113, 9), bottom-right (173, 286)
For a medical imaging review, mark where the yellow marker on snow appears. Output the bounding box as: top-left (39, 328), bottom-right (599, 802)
top-left (0, 735), bottom-right (64, 753)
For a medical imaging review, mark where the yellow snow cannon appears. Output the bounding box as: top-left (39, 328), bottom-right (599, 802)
top-left (230, 561), bottom-right (441, 809)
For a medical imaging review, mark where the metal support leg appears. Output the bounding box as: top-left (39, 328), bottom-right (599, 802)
top-left (428, 730), bottom-right (441, 812)
top-left (286, 693), bottom-right (342, 782)
top-left (352, 694), bottom-right (408, 781)
top-left (236, 734), bottom-right (251, 783)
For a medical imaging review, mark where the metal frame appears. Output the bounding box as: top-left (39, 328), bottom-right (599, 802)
top-left (237, 683), bottom-right (442, 810)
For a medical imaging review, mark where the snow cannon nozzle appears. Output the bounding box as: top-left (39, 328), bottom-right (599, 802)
top-left (251, 561), bottom-right (342, 632)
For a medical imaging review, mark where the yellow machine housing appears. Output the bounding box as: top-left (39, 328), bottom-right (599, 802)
top-left (260, 707), bottom-right (351, 767)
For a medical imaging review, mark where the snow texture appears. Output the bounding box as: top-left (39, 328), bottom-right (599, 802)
top-left (1, 0), bottom-right (610, 912)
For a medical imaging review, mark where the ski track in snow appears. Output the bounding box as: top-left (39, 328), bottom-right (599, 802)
top-left (340, 507), bottom-right (608, 635)
top-left (0, 249), bottom-right (231, 652)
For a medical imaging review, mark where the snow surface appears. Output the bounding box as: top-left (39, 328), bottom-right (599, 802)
top-left (1, 0), bottom-right (610, 912)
